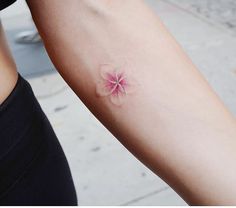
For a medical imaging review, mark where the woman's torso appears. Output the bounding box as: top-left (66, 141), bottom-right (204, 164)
top-left (0, 20), bottom-right (18, 103)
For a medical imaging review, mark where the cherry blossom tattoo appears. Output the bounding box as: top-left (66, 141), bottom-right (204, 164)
top-left (96, 63), bottom-right (137, 106)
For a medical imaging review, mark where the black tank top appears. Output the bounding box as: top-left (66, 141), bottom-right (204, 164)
top-left (0, 0), bottom-right (16, 11)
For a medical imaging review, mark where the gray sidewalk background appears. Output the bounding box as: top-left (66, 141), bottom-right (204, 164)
top-left (1, 0), bottom-right (236, 205)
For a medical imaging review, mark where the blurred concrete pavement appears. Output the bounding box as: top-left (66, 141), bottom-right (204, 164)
top-left (1, 0), bottom-right (236, 205)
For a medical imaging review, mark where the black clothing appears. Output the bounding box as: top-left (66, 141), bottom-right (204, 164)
top-left (0, 0), bottom-right (16, 11)
top-left (0, 74), bottom-right (78, 205)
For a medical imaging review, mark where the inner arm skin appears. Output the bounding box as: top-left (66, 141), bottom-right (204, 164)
top-left (27, 0), bottom-right (236, 205)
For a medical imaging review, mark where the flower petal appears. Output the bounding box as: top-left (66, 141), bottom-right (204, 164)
top-left (100, 64), bottom-right (115, 80)
top-left (109, 92), bottom-right (126, 106)
top-left (123, 77), bottom-right (139, 94)
top-left (96, 80), bottom-right (111, 96)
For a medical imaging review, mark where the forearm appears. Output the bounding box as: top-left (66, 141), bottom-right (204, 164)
top-left (27, 0), bottom-right (236, 205)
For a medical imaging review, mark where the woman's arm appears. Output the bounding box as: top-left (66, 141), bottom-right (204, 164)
top-left (27, 0), bottom-right (236, 205)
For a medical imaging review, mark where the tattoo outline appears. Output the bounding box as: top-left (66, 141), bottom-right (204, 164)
top-left (96, 62), bottom-right (137, 106)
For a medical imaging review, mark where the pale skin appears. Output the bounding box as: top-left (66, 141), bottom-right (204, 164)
top-left (0, 22), bottom-right (18, 104)
top-left (1, 0), bottom-right (236, 205)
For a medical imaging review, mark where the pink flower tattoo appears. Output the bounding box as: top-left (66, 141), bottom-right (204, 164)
top-left (96, 63), bottom-right (136, 106)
